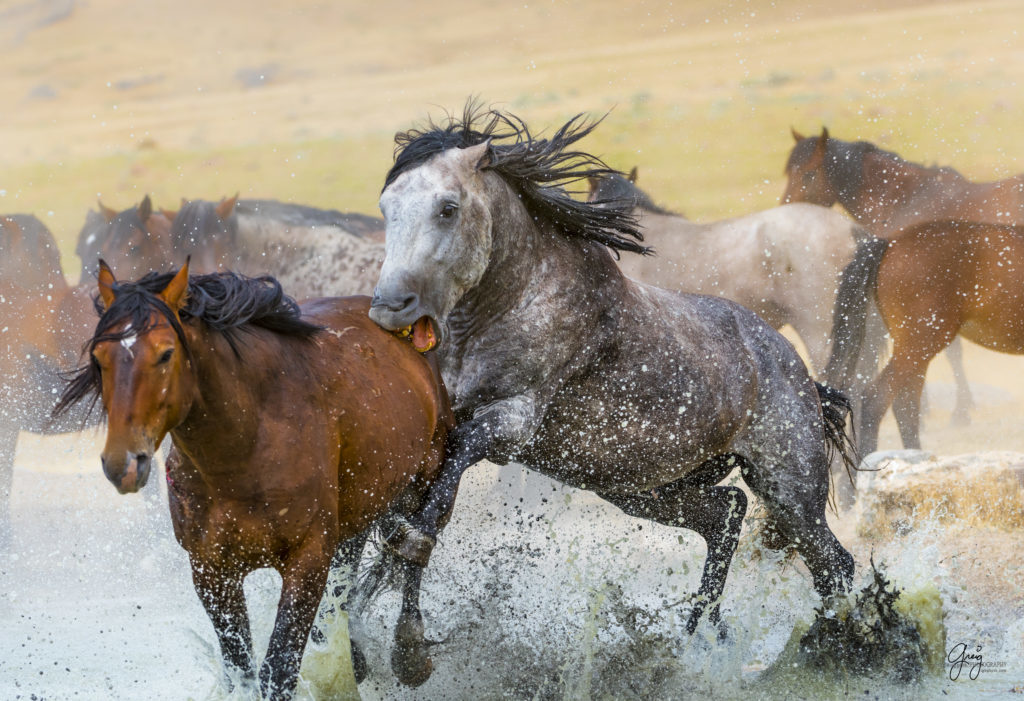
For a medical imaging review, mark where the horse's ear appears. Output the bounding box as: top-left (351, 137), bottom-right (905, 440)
top-left (813, 127), bottom-right (830, 156)
top-left (97, 259), bottom-right (116, 310)
top-left (215, 193), bottom-right (239, 220)
top-left (137, 195), bottom-right (152, 223)
top-left (464, 139), bottom-right (491, 170)
top-left (627, 166), bottom-right (638, 183)
top-left (159, 257), bottom-right (190, 312)
top-left (1, 216), bottom-right (24, 242)
top-left (98, 200), bottom-right (118, 222)
top-left (791, 127), bottom-right (805, 142)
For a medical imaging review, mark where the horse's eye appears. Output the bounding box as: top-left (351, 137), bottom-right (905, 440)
top-left (438, 202), bottom-right (459, 220)
top-left (156, 349), bottom-right (173, 365)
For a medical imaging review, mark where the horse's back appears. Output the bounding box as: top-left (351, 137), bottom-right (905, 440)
top-left (300, 295), bottom-right (452, 432)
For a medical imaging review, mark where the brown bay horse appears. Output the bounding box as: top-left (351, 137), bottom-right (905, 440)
top-left (780, 127), bottom-right (1023, 423)
top-left (55, 261), bottom-right (453, 698)
top-left (825, 220), bottom-right (1024, 453)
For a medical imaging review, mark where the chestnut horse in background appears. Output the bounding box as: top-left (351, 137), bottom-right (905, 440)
top-left (75, 195), bottom-right (175, 282)
top-left (780, 127), bottom-right (1024, 424)
top-left (0, 215), bottom-right (72, 545)
top-left (824, 221), bottom-right (1024, 454)
top-left (55, 262), bottom-right (453, 698)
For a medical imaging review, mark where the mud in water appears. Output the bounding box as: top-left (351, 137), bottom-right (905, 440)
top-left (1, 427), bottom-right (1023, 700)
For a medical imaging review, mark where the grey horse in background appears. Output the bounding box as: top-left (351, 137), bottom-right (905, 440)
top-left (368, 105), bottom-right (856, 634)
top-left (165, 197), bottom-right (384, 298)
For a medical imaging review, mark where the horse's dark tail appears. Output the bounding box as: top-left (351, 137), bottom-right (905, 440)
top-left (823, 237), bottom-right (889, 391)
top-left (815, 381), bottom-right (859, 510)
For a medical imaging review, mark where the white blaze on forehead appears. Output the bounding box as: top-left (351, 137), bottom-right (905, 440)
top-left (120, 323), bottom-right (138, 358)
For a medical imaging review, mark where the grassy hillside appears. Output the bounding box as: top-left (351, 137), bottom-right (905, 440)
top-left (2, 0), bottom-right (1023, 275)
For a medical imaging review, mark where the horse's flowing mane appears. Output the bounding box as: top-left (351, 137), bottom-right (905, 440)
top-left (787, 135), bottom-right (967, 205)
top-left (54, 270), bottom-right (321, 418)
top-left (385, 103), bottom-right (650, 255)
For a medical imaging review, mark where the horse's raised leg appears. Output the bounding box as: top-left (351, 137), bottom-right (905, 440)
top-left (391, 557), bottom-right (434, 686)
top-left (260, 546), bottom-right (332, 700)
top-left (395, 417), bottom-right (494, 564)
top-left (945, 337), bottom-right (974, 426)
top-left (191, 563), bottom-right (257, 689)
top-left (598, 456), bottom-right (747, 634)
top-left (311, 531), bottom-right (370, 683)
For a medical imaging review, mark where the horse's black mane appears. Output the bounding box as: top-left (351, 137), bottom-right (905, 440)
top-left (590, 172), bottom-right (681, 217)
top-left (54, 270), bottom-right (321, 418)
top-left (172, 200), bottom-right (240, 251)
top-left (385, 103), bottom-right (650, 256)
top-left (788, 135), bottom-right (967, 205)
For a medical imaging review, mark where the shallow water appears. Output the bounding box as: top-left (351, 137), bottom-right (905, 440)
top-left (1, 429), bottom-right (1022, 700)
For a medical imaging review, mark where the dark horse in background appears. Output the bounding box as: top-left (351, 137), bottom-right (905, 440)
top-left (825, 221), bottom-right (1024, 454)
top-left (780, 127), bottom-right (1024, 425)
top-left (56, 262), bottom-right (454, 698)
top-left (369, 106), bottom-right (857, 637)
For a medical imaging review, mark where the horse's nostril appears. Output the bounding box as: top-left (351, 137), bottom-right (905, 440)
top-left (371, 292), bottom-right (419, 313)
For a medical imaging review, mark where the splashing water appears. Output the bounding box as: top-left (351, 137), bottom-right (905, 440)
top-left (1, 436), bottom-right (1022, 699)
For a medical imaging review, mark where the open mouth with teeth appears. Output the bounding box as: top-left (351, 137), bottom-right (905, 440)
top-left (396, 316), bottom-right (438, 352)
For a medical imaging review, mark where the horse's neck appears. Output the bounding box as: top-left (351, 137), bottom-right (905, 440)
top-left (447, 178), bottom-right (624, 372)
top-left (172, 325), bottom-right (265, 454)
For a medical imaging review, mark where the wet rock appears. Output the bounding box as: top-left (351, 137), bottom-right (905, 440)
top-left (856, 451), bottom-right (1024, 537)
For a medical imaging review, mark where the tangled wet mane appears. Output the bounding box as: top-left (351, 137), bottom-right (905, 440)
top-left (787, 135), bottom-right (967, 206)
top-left (171, 200), bottom-right (240, 251)
top-left (54, 269), bottom-right (321, 418)
top-left (384, 103), bottom-right (650, 256)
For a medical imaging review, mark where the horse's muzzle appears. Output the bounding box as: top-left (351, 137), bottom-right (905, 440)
top-left (369, 291), bottom-right (421, 329)
top-left (101, 452), bottom-right (152, 494)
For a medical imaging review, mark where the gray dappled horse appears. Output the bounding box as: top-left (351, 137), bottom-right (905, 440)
top-left (588, 170), bottom-right (880, 378)
top-left (369, 107), bottom-right (856, 634)
top-left (589, 170), bottom-right (884, 508)
top-left (166, 197), bottom-right (385, 299)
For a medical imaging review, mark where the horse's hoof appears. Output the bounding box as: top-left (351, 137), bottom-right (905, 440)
top-left (391, 642), bottom-right (433, 687)
top-left (392, 619), bottom-right (433, 687)
top-left (384, 518), bottom-right (435, 567)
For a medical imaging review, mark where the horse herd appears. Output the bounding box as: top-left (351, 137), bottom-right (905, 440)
top-left (3, 107), bottom-right (1022, 698)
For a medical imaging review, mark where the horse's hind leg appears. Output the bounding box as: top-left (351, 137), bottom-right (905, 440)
top-left (598, 456), bottom-right (748, 634)
top-left (945, 336), bottom-right (974, 426)
top-left (739, 451), bottom-right (853, 599)
top-left (311, 530), bottom-right (370, 683)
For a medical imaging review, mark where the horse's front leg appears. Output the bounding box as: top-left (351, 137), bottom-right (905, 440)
top-left (191, 560), bottom-right (256, 689)
top-left (393, 396), bottom-right (538, 564)
top-left (260, 544), bottom-right (332, 700)
top-left (391, 557), bottom-right (434, 686)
